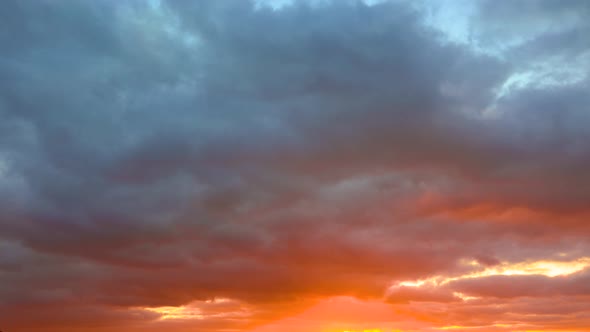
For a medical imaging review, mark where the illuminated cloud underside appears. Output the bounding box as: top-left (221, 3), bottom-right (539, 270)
top-left (393, 257), bottom-right (590, 289)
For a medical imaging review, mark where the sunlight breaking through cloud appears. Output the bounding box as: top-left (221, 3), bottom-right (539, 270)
top-left (389, 257), bottom-right (590, 294)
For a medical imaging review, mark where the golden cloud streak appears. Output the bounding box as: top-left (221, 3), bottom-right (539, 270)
top-left (143, 305), bottom-right (204, 320)
top-left (389, 257), bottom-right (590, 293)
top-left (142, 297), bottom-right (243, 321)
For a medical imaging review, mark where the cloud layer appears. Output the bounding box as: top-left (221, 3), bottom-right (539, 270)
top-left (1, 0), bottom-right (589, 331)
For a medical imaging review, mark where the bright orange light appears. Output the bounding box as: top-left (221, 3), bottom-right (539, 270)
top-left (143, 305), bottom-right (203, 320)
top-left (141, 298), bottom-right (243, 321)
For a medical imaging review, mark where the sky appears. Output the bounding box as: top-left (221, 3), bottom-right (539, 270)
top-left (1, 0), bottom-right (590, 331)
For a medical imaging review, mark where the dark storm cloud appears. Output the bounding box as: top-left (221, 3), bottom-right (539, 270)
top-left (1, 0), bottom-right (589, 331)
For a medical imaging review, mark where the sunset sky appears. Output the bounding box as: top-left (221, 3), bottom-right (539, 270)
top-left (1, 0), bottom-right (590, 331)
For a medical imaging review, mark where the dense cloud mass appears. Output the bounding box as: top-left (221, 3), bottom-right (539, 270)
top-left (1, 0), bottom-right (589, 331)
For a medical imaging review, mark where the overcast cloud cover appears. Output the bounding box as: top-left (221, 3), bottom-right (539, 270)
top-left (1, 0), bottom-right (590, 331)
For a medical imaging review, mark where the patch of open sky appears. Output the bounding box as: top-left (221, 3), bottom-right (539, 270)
top-left (496, 52), bottom-right (590, 99)
top-left (411, 0), bottom-right (589, 117)
top-left (416, 0), bottom-right (476, 46)
top-left (413, 0), bottom-right (526, 60)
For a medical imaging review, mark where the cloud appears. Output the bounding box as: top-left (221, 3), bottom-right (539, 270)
top-left (450, 267), bottom-right (590, 299)
top-left (1, 0), bottom-right (589, 331)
